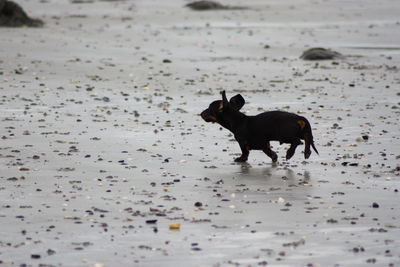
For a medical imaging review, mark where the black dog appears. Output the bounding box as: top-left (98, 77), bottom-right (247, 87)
top-left (200, 91), bottom-right (318, 162)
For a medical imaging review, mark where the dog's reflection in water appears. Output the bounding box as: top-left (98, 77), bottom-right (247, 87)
top-left (236, 162), bottom-right (311, 186)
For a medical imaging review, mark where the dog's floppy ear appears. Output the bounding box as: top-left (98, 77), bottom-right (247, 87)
top-left (221, 90), bottom-right (228, 105)
top-left (229, 94), bottom-right (245, 111)
top-left (219, 90), bottom-right (229, 111)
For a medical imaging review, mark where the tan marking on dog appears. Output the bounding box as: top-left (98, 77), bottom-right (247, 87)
top-left (297, 120), bottom-right (306, 129)
top-left (208, 115), bottom-right (218, 122)
top-left (218, 101), bottom-right (224, 111)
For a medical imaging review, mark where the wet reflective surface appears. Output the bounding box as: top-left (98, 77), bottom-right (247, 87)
top-left (0, 0), bottom-right (399, 266)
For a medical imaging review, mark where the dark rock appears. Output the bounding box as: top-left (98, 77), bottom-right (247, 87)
top-left (300, 47), bottom-right (342, 60)
top-left (0, 0), bottom-right (43, 27)
top-left (372, 202), bottom-right (379, 208)
top-left (185, 1), bottom-right (225, 10)
top-left (47, 249), bottom-right (56, 256)
top-left (185, 0), bottom-right (247, 11)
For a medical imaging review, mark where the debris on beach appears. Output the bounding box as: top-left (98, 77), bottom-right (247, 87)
top-left (1, 0), bottom-right (399, 266)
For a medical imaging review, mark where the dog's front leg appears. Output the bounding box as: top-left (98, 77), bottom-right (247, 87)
top-left (234, 140), bottom-right (249, 162)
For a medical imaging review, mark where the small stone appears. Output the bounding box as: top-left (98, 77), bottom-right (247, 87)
top-left (169, 223), bottom-right (181, 230)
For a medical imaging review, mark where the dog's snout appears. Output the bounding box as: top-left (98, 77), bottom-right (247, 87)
top-left (200, 109), bottom-right (216, 122)
top-left (200, 109), bottom-right (208, 120)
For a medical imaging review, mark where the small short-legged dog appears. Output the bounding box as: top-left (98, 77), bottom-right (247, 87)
top-left (200, 91), bottom-right (319, 162)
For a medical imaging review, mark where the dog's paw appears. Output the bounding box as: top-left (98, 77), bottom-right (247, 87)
top-left (234, 156), bottom-right (248, 162)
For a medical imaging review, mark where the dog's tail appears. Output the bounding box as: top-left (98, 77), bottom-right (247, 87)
top-left (311, 137), bottom-right (319, 155)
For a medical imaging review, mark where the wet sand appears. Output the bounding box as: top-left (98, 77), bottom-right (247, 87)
top-left (0, 0), bottom-right (399, 266)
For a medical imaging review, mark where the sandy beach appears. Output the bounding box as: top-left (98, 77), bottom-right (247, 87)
top-left (1, 0), bottom-right (399, 266)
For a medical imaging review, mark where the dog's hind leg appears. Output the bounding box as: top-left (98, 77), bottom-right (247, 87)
top-left (303, 133), bottom-right (312, 159)
top-left (263, 142), bottom-right (278, 162)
